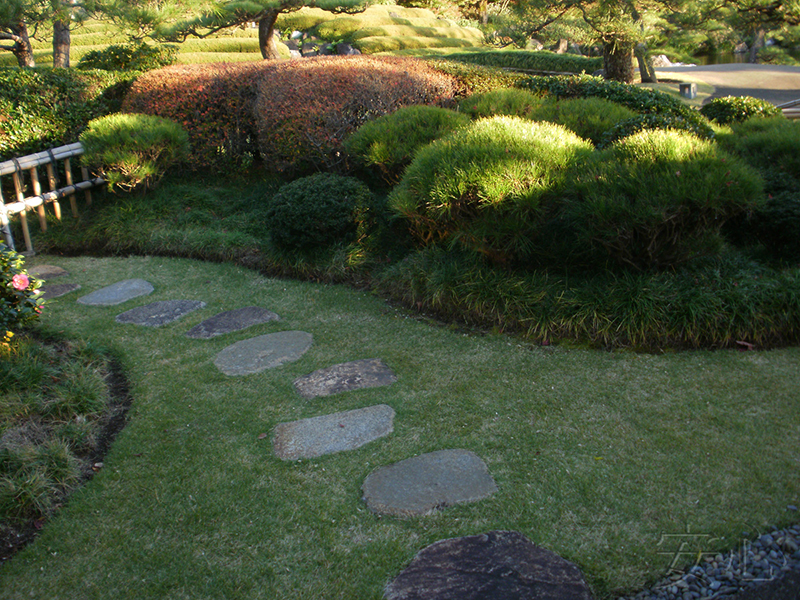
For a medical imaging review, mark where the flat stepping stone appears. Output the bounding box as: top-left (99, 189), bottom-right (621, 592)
top-left (77, 279), bottom-right (154, 306)
top-left (273, 404), bottom-right (395, 460)
top-left (362, 449), bottom-right (498, 518)
top-left (28, 265), bottom-right (68, 279)
top-left (294, 359), bottom-right (397, 399)
top-left (116, 300), bottom-right (206, 327)
top-left (40, 283), bottom-right (81, 299)
top-left (384, 530), bottom-right (594, 600)
top-left (185, 306), bottom-right (279, 339)
top-left (214, 331), bottom-right (313, 376)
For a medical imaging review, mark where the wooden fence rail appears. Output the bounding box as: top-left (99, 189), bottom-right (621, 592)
top-left (0, 142), bottom-right (104, 255)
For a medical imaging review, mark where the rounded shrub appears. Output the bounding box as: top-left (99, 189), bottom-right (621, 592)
top-left (1, 246), bottom-right (43, 342)
top-left (565, 130), bottom-right (764, 270)
top-left (699, 96), bottom-right (781, 125)
top-left (528, 97), bottom-right (637, 146)
top-left (77, 42), bottom-right (179, 72)
top-left (344, 106), bottom-right (469, 184)
top-left (265, 173), bottom-right (374, 253)
top-left (389, 116), bottom-right (593, 264)
top-left (598, 113), bottom-right (716, 149)
top-left (80, 113), bottom-right (190, 192)
top-left (457, 88), bottom-right (544, 119)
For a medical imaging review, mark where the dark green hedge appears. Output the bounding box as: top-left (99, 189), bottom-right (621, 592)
top-left (443, 50), bottom-right (603, 75)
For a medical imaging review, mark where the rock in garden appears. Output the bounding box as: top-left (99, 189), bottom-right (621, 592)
top-left (28, 265), bottom-right (68, 279)
top-left (273, 404), bottom-right (395, 460)
top-left (116, 300), bottom-right (206, 327)
top-left (185, 306), bottom-right (280, 339)
top-left (77, 279), bottom-right (154, 306)
top-left (385, 530), bottom-right (595, 600)
top-left (293, 359), bottom-right (397, 399)
top-left (40, 283), bottom-right (81, 299)
top-left (362, 449), bottom-right (497, 517)
top-left (214, 331), bottom-right (313, 376)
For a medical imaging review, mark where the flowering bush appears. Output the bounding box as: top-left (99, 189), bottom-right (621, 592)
top-left (1, 246), bottom-right (43, 342)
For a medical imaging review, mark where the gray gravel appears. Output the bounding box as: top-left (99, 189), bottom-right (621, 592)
top-left (620, 519), bottom-right (800, 600)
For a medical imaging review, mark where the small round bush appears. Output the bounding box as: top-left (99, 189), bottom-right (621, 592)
top-left (266, 173), bottom-right (374, 253)
top-left (1, 246), bottom-right (43, 341)
top-left (389, 116), bottom-right (593, 263)
top-left (699, 96), bottom-right (781, 125)
top-left (344, 106), bottom-right (469, 184)
top-left (457, 88), bottom-right (544, 119)
top-left (598, 113), bottom-right (715, 149)
top-left (77, 42), bottom-right (179, 72)
top-left (565, 130), bottom-right (764, 270)
top-left (80, 113), bottom-right (190, 192)
top-left (528, 97), bottom-right (637, 146)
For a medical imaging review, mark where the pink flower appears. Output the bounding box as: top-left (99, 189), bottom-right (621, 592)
top-left (11, 274), bottom-right (29, 291)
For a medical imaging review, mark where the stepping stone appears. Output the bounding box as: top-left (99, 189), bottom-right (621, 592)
top-left (185, 306), bottom-right (279, 339)
top-left (40, 283), bottom-right (81, 300)
top-left (28, 265), bottom-right (68, 279)
top-left (384, 530), bottom-right (595, 600)
top-left (116, 300), bottom-right (206, 327)
top-left (362, 449), bottom-right (497, 518)
top-left (214, 331), bottom-right (313, 376)
top-left (77, 279), bottom-right (154, 306)
top-left (294, 359), bottom-right (397, 399)
top-left (273, 404), bottom-right (395, 460)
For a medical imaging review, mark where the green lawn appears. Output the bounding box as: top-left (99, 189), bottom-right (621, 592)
top-left (1, 254), bottom-right (798, 599)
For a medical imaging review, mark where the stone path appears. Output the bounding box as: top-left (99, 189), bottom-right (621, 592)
top-left (30, 264), bottom-right (596, 599)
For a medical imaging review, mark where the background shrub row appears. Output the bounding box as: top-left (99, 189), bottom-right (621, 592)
top-left (444, 50), bottom-right (603, 75)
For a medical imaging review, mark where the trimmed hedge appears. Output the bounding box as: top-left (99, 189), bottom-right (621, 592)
top-left (426, 59), bottom-right (526, 96)
top-left (444, 50), bottom-right (603, 74)
top-left (77, 42), bottom-right (179, 72)
top-left (700, 96), bottom-right (782, 125)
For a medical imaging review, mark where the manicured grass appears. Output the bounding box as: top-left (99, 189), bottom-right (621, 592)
top-left (1, 254), bottom-right (798, 599)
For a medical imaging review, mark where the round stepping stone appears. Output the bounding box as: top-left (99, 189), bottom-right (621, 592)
top-left (77, 279), bottom-right (154, 306)
top-left (384, 530), bottom-right (594, 600)
top-left (362, 449), bottom-right (498, 518)
top-left (273, 404), bottom-right (395, 460)
top-left (116, 300), bottom-right (206, 327)
top-left (294, 358), bottom-right (397, 399)
top-left (28, 265), bottom-right (68, 279)
top-left (214, 331), bottom-right (313, 376)
top-left (185, 306), bottom-right (279, 339)
top-left (40, 283), bottom-right (81, 300)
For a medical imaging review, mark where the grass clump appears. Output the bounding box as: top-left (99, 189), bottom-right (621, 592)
top-left (457, 87), bottom-right (544, 119)
top-left (80, 113), bottom-right (190, 192)
top-left (529, 96), bottom-right (637, 146)
top-left (344, 105), bottom-right (469, 184)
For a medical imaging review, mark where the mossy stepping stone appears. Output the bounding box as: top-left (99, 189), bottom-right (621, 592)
top-left (385, 530), bottom-right (595, 600)
top-left (214, 331), bottom-right (313, 376)
top-left (186, 306), bottom-right (279, 339)
top-left (40, 283), bottom-right (81, 299)
top-left (77, 279), bottom-right (154, 306)
top-left (362, 449), bottom-right (498, 518)
top-left (294, 359), bottom-right (397, 399)
top-left (28, 265), bottom-right (68, 279)
top-left (273, 404), bottom-right (395, 460)
top-left (116, 300), bottom-right (206, 327)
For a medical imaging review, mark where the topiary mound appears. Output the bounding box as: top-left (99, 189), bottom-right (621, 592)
top-left (77, 42), bottom-right (179, 72)
top-left (389, 116), bottom-right (593, 264)
top-left (457, 88), bottom-right (544, 120)
top-left (528, 96), bottom-right (637, 146)
top-left (265, 173), bottom-right (374, 253)
top-left (344, 105), bottom-right (469, 184)
top-left (699, 96), bottom-right (781, 125)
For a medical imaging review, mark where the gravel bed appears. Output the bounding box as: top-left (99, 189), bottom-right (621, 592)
top-left (620, 516), bottom-right (800, 600)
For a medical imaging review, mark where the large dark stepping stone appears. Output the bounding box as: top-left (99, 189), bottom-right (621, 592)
top-left (77, 279), bottom-right (154, 306)
top-left (214, 331), bottom-right (313, 376)
top-left (362, 449), bottom-right (497, 518)
top-left (294, 358), bottom-right (397, 399)
top-left (185, 306), bottom-right (279, 339)
top-left (273, 404), bottom-right (395, 460)
top-left (28, 265), bottom-right (68, 279)
top-left (116, 300), bottom-right (206, 327)
top-left (40, 283), bottom-right (81, 299)
top-left (385, 530), bottom-right (595, 600)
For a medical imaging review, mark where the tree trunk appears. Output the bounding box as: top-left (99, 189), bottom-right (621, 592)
top-left (603, 41), bottom-right (634, 84)
top-left (9, 22), bottom-right (35, 68)
top-left (635, 43), bottom-right (658, 83)
top-left (748, 28), bottom-right (765, 63)
top-left (258, 10), bottom-right (281, 60)
top-left (554, 39), bottom-right (568, 54)
top-left (53, 20), bottom-right (71, 68)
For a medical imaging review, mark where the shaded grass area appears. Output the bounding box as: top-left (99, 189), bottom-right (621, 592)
top-left (1, 254), bottom-right (798, 599)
